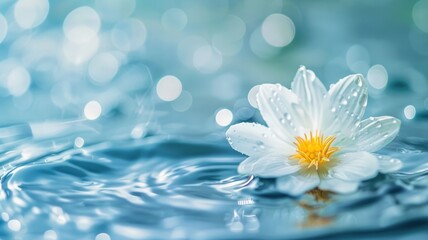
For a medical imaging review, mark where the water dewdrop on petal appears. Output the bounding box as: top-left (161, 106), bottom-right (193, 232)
top-left (226, 66), bottom-right (402, 196)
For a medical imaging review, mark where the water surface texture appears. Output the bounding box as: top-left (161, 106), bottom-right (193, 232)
top-left (1, 0), bottom-right (428, 239)
top-left (0, 120), bottom-right (427, 239)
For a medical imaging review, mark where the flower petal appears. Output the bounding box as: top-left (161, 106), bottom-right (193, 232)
top-left (276, 173), bottom-right (320, 196)
top-left (238, 154), bottom-right (301, 177)
top-left (322, 74), bottom-right (368, 144)
top-left (226, 122), bottom-right (294, 157)
top-left (376, 154), bottom-right (403, 173)
top-left (319, 177), bottom-right (359, 194)
top-left (291, 66), bottom-right (327, 129)
top-left (347, 116), bottom-right (401, 152)
top-left (329, 151), bottom-right (379, 181)
top-left (256, 84), bottom-right (311, 142)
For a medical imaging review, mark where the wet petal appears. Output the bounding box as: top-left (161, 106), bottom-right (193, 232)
top-left (291, 66), bottom-right (327, 129)
top-left (238, 154), bottom-right (301, 177)
top-left (256, 84), bottom-right (311, 142)
top-left (226, 122), bottom-right (294, 157)
top-left (276, 173), bottom-right (319, 196)
top-left (346, 116), bottom-right (401, 152)
top-left (330, 151), bottom-right (378, 181)
top-left (322, 74), bottom-right (368, 144)
top-left (319, 177), bottom-right (359, 194)
top-left (376, 154), bottom-right (403, 173)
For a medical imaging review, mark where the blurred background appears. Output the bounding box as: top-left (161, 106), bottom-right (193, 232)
top-left (0, 0), bottom-right (427, 139)
top-left (1, 1), bottom-right (428, 239)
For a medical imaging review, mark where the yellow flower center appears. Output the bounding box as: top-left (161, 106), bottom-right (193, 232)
top-left (291, 132), bottom-right (339, 172)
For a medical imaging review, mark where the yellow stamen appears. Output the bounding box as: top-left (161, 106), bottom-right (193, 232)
top-left (291, 131), bottom-right (339, 172)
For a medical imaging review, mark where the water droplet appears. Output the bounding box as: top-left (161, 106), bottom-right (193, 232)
top-left (280, 118), bottom-right (286, 124)
top-left (369, 117), bottom-right (375, 121)
top-left (341, 99), bottom-right (348, 105)
top-left (331, 107), bottom-right (336, 113)
top-left (359, 93), bottom-right (368, 107)
top-left (354, 76), bottom-right (363, 87)
top-left (269, 97), bottom-right (274, 103)
top-left (383, 134), bottom-right (389, 138)
top-left (376, 123), bottom-right (382, 128)
top-left (273, 91), bottom-right (278, 97)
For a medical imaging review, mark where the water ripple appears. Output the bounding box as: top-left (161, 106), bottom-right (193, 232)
top-left (0, 133), bottom-right (428, 239)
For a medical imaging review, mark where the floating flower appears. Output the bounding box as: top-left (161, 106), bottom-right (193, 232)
top-left (226, 66), bottom-right (402, 196)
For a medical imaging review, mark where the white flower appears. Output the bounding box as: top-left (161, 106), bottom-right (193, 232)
top-left (226, 66), bottom-right (402, 196)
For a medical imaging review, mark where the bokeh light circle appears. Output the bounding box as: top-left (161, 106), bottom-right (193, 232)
top-left (7, 66), bottom-right (31, 96)
top-left (413, 0), bottom-right (428, 33)
top-left (84, 101), bottom-right (102, 120)
top-left (261, 13), bottom-right (295, 47)
top-left (162, 8), bottom-right (188, 32)
top-left (193, 45), bottom-right (223, 73)
top-left (95, 0), bottom-right (136, 22)
top-left (63, 6), bottom-right (101, 44)
top-left (0, 14), bottom-right (7, 43)
top-left (156, 75), bottom-right (182, 102)
top-left (14, 0), bottom-right (49, 29)
top-left (89, 52), bottom-right (119, 84)
top-left (215, 109), bottom-right (233, 127)
top-left (367, 65), bottom-right (388, 90)
top-left (111, 18), bottom-right (147, 51)
top-left (404, 105), bottom-right (416, 120)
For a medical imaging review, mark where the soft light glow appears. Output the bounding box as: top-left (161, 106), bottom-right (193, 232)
top-left (8, 219), bottom-right (21, 232)
top-left (367, 64), bottom-right (388, 89)
top-left (7, 66), bottom-right (31, 96)
top-left (404, 105), bottom-right (416, 120)
top-left (95, 0), bottom-right (135, 22)
top-left (346, 45), bottom-right (370, 73)
top-left (111, 18), bottom-right (147, 51)
top-left (261, 13), bottom-right (295, 47)
top-left (44, 230), bottom-right (58, 240)
top-left (413, 0), bottom-right (428, 33)
top-left (250, 27), bottom-right (280, 59)
top-left (177, 36), bottom-right (208, 67)
top-left (171, 90), bottom-right (193, 112)
top-left (0, 14), bottom-right (7, 44)
top-left (14, 0), bottom-right (49, 29)
top-left (63, 37), bottom-right (99, 65)
top-left (84, 101), bottom-right (102, 120)
top-left (74, 137), bottom-right (85, 148)
top-left (247, 85), bottom-right (260, 108)
top-left (130, 124), bottom-right (145, 139)
top-left (63, 6), bottom-right (100, 44)
top-left (216, 109), bottom-right (233, 127)
top-left (156, 75), bottom-right (182, 102)
top-left (193, 45), bottom-right (223, 73)
top-left (89, 52), bottom-right (119, 83)
top-left (95, 233), bottom-right (111, 240)
top-left (218, 15), bottom-right (246, 42)
top-left (162, 8), bottom-right (188, 32)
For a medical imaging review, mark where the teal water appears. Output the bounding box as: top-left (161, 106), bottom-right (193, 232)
top-left (1, 121), bottom-right (428, 239)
